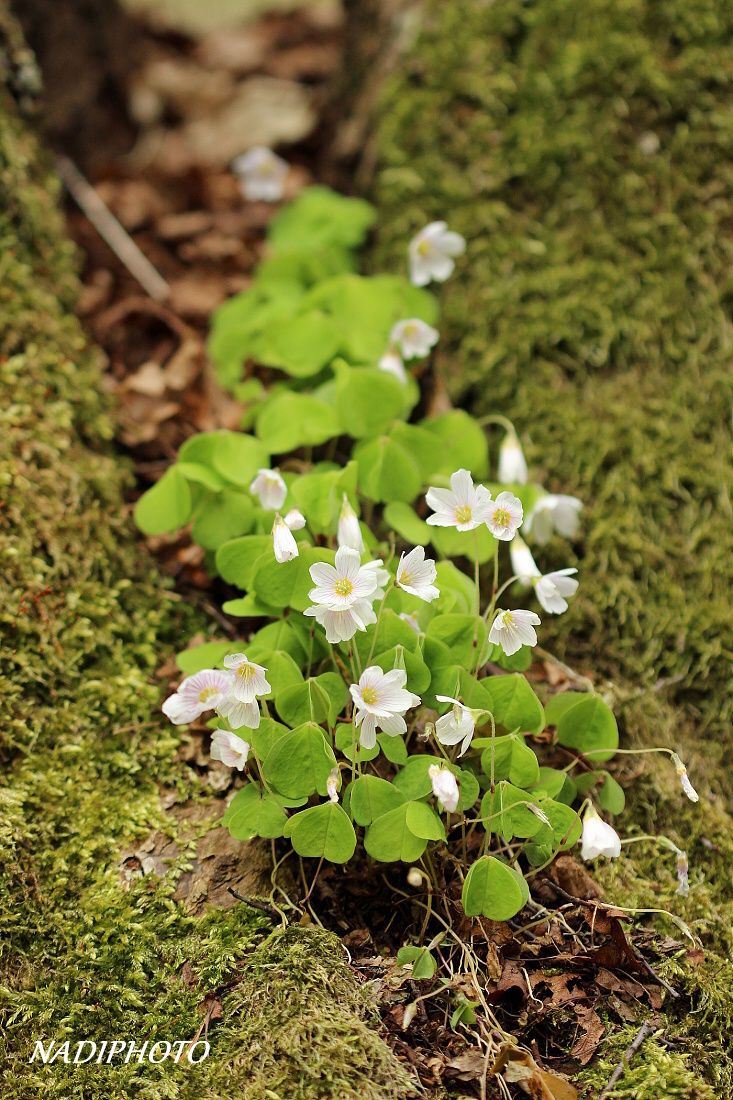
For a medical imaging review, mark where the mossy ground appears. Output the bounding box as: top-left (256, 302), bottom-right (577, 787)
top-left (372, 0), bottom-right (733, 1093)
top-left (0, 46), bottom-right (410, 1100)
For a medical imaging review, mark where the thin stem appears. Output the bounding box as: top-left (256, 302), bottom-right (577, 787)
top-left (366, 583), bottom-right (394, 664)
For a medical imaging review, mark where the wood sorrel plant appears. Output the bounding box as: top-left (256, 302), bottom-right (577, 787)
top-left (137, 177), bottom-right (698, 924)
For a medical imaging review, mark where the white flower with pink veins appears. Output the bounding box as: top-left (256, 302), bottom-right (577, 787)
top-left (211, 729), bottom-right (250, 771)
top-left (162, 669), bottom-right (233, 725)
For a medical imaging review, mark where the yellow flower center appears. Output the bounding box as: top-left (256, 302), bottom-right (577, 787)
top-left (237, 663), bottom-right (256, 679)
top-left (493, 507), bottom-right (510, 527)
top-left (361, 687), bottom-right (378, 705)
top-left (334, 578), bottom-right (354, 597)
top-left (417, 239), bottom-right (433, 257)
top-left (198, 686), bottom-right (218, 702)
top-left (455, 504), bottom-right (473, 524)
top-left (501, 612), bottom-right (514, 628)
top-left (399, 570), bottom-right (412, 587)
top-left (404, 323), bottom-right (417, 337)
top-left (259, 161), bottom-right (274, 175)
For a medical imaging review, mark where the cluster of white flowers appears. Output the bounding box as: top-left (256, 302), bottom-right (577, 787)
top-left (162, 650), bottom-right (271, 744)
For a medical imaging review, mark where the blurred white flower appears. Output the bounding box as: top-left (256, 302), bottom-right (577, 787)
top-left (434, 696), bottom-right (477, 757)
top-left (389, 318), bottom-right (439, 360)
top-left (284, 508), bottom-right (305, 530)
top-left (489, 608), bottom-right (541, 656)
top-left (534, 568), bottom-right (579, 615)
top-left (426, 468), bottom-right (493, 531)
top-left (308, 546), bottom-right (377, 611)
top-left (378, 350), bottom-right (408, 384)
top-left (162, 669), bottom-right (233, 725)
top-left (399, 610), bottom-right (423, 635)
top-left (396, 546), bottom-right (439, 603)
top-left (350, 666), bottom-right (420, 750)
top-left (672, 753), bottom-right (699, 803)
top-left (250, 468), bottom-right (287, 511)
top-left (223, 653), bottom-right (271, 703)
top-left (526, 494), bottom-right (583, 544)
top-left (407, 867), bottom-right (424, 888)
top-left (231, 146), bottom-right (288, 202)
top-left (676, 850), bottom-right (689, 896)
top-left (337, 493), bottom-right (365, 554)
top-left (510, 536), bottom-right (541, 584)
top-left (486, 490), bottom-right (523, 541)
top-left (580, 805), bottom-right (621, 861)
top-left (429, 764), bottom-right (460, 812)
top-left (498, 431), bottom-right (528, 485)
top-left (211, 729), bottom-right (250, 770)
top-left (327, 766), bottom-right (340, 804)
top-left (360, 558), bottom-right (391, 604)
top-left (408, 221), bottom-right (466, 286)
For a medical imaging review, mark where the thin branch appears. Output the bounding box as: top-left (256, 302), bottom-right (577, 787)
top-left (598, 1020), bottom-right (661, 1100)
top-left (227, 887), bottom-right (280, 922)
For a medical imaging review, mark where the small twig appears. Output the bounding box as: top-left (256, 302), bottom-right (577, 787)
top-left (227, 887), bottom-right (280, 921)
top-left (598, 1020), bottom-right (661, 1100)
top-left (636, 953), bottom-right (680, 1000)
top-left (56, 155), bottom-right (170, 301)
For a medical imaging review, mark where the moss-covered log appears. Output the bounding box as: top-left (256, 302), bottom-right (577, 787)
top-left (369, 0), bottom-right (733, 1093)
top-left (0, 12), bottom-right (410, 1098)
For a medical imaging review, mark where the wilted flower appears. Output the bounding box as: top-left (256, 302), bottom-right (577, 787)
top-left (396, 546), bottom-right (439, 603)
top-left (350, 666), bottom-right (420, 750)
top-left (406, 867), bottom-right (424, 888)
top-left (408, 221), bottom-right (466, 287)
top-left (489, 608), bottom-right (541, 656)
top-left (250, 468), bottom-right (287, 511)
top-left (378, 350), bottom-right (408, 384)
top-left (389, 318), bottom-right (439, 360)
top-left (526, 494), bottom-right (583, 545)
top-left (326, 766), bottom-right (340, 804)
top-left (223, 653), bottom-right (271, 703)
top-left (534, 569), bottom-right (579, 615)
top-left (434, 696), bottom-right (478, 757)
top-left (426, 468), bottom-right (493, 531)
top-left (429, 764), bottom-right (460, 812)
top-left (485, 490), bottom-right (523, 541)
top-left (676, 850), bottom-right (689, 896)
top-left (272, 510), bottom-right (304, 563)
top-left (337, 494), bottom-right (365, 554)
top-left (211, 729), bottom-right (250, 770)
top-left (162, 669), bottom-right (233, 725)
top-left (308, 546), bottom-right (378, 611)
top-left (231, 146), bottom-right (288, 202)
top-left (671, 753), bottom-right (699, 803)
top-left (498, 430), bottom-right (528, 485)
top-left (580, 805), bottom-right (621, 861)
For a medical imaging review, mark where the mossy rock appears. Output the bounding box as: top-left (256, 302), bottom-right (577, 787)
top-left (0, 12), bottom-right (409, 1097)
top-left (371, 0), bottom-right (733, 1092)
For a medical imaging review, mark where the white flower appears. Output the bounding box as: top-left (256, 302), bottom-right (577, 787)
top-left (399, 610), bottom-right (423, 635)
top-left (272, 511), bottom-right (302, 563)
top-left (362, 558), bottom-right (391, 603)
top-left (429, 764), bottom-right (460, 812)
top-left (510, 536), bottom-right (541, 584)
top-left (284, 508), bottom-right (305, 530)
top-left (349, 666), bottom-right (420, 750)
top-left (426, 468), bottom-right (493, 531)
top-left (434, 696), bottom-right (477, 757)
top-left (408, 221), bottom-right (466, 287)
top-left (337, 494), bottom-right (365, 554)
top-left (231, 146), bottom-right (288, 202)
top-left (676, 850), bottom-right (689, 896)
top-left (526, 494), bottom-right (583, 545)
top-left (580, 805), bottom-right (621, 861)
top-left (396, 546), bottom-right (439, 603)
top-left (303, 600), bottom-right (375, 644)
top-left (389, 318), bottom-right (439, 360)
top-left (222, 652), bottom-right (271, 703)
top-left (308, 546), bottom-right (378, 610)
top-left (378, 350), bottom-right (408, 384)
top-left (250, 467), bottom-right (287, 511)
top-left (672, 754), bottom-right (699, 803)
top-left (211, 729), bottom-right (250, 770)
top-left (162, 669), bottom-right (233, 725)
top-left (327, 766), bottom-right (340, 804)
top-left (498, 431), bottom-right (528, 485)
top-left (485, 490), bottom-right (523, 541)
top-left (489, 609), bottom-right (541, 656)
top-left (534, 568), bottom-right (578, 615)
top-left (216, 695), bottom-right (261, 731)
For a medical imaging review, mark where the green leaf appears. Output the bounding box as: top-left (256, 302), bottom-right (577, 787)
top-left (425, 614), bottom-right (487, 670)
top-left (289, 462), bottom-right (358, 533)
top-left (250, 717), bottom-right (289, 761)
top-left (597, 771), bottom-right (626, 814)
top-left (191, 489), bottom-right (254, 551)
top-left (461, 856), bottom-right (529, 920)
top-left (253, 311), bottom-right (341, 378)
top-left (477, 732), bottom-right (540, 788)
top-left (336, 364), bottom-right (415, 439)
top-left (268, 186), bottom-right (376, 252)
top-left (252, 545), bottom-right (336, 611)
top-left (176, 640), bottom-right (230, 675)
top-left (485, 673), bottom-right (545, 734)
top-left (525, 799), bottom-right (583, 856)
top-left (211, 432), bottom-right (270, 488)
top-left (177, 461), bottom-right (227, 492)
top-left (134, 466), bottom-right (192, 536)
top-left (222, 594), bottom-right (281, 618)
top-left (275, 678), bottom-right (332, 728)
top-left (377, 732), bottom-right (409, 765)
top-left (363, 804), bottom-right (427, 863)
top-left (544, 692), bottom-right (589, 727)
top-left (352, 610), bottom-right (420, 665)
top-left (480, 782), bottom-right (546, 841)
top-left (396, 946), bottom-right (436, 980)
top-left (456, 767), bottom-right (481, 811)
top-left (354, 435), bottom-right (422, 503)
top-left (350, 775), bottom-right (406, 826)
top-left (284, 802), bottom-right (357, 864)
top-left (250, 620), bottom-right (309, 665)
top-left (335, 722), bottom-right (379, 763)
top-left (531, 767), bottom-right (577, 806)
top-left (373, 646), bottom-right (431, 695)
top-left (223, 785), bottom-right (288, 840)
top-left (256, 391), bottom-right (342, 453)
top-left (433, 561), bottom-right (476, 614)
top-left (383, 502), bottom-right (432, 546)
top-left (420, 411), bottom-right (489, 479)
top-left (216, 535), bottom-right (272, 588)
top-left (431, 523), bottom-right (496, 565)
top-left (392, 756), bottom-right (434, 800)
top-left (555, 695), bottom-right (618, 762)
top-left (405, 801), bottom-right (446, 842)
top-left (263, 722), bottom-right (336, 798)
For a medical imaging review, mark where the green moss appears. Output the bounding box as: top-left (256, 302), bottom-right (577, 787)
top-left (371, 0), bottom-right (733, 1090)
top-left (0, 36), bottom-right (405, 1099)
